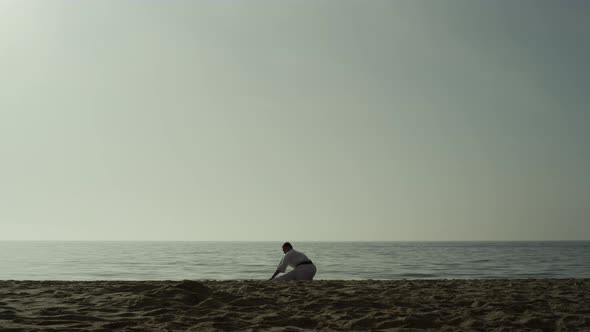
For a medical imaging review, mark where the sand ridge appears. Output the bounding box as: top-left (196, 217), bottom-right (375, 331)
top-left (0, 279), bottom-right (589, 331)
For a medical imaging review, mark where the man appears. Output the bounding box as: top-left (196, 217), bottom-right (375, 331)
top-left (269, 242), bottom-right (317, 281)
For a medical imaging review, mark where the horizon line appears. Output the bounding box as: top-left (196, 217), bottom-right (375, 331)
top-left (0, 240), bottom-right (588, 242)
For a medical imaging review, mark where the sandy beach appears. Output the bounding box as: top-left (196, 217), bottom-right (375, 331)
top-left (0, 279), bottom-right (588, 331)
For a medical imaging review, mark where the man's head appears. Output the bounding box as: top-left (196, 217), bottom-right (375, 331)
top-left (282, 242), bottom-right (293, 254)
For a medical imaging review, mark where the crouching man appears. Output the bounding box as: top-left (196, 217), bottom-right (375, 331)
top-left (269, 242), bottom-right (317, 281)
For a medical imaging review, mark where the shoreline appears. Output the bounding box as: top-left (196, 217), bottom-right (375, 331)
top-left (1, 279), bottom-right (589, 331)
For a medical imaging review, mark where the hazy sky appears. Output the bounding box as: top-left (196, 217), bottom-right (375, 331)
top-left (1, 1), bottom-right (589, 241)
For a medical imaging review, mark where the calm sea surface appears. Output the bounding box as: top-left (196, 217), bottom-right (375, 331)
top-left (0, 241), bottom-right (588, 280)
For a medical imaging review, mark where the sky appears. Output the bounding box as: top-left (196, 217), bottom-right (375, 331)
top-left (0, 0), bottom-right (589, 241)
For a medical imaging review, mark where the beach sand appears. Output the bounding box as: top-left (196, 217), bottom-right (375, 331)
top-left (0, 279), bottom-right (588, 331)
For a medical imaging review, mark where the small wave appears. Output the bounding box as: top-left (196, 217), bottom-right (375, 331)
top-left (398, 273), bottom-right (439, 278)
top-left (468, 259), bottom-right (492, 263)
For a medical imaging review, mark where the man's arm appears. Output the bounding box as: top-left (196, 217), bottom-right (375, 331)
top-left (269, 269), bottom-right (281, 281)
top-left (269, 253), bottom-right (290, 280)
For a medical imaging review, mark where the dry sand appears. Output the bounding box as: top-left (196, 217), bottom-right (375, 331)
top-left (0, 279), bottom-right (589, 331)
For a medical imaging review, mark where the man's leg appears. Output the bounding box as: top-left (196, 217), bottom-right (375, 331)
top-left (295, 265), bottom-right (317, 280)
top-left (273, 270), bottom-right (297, 281)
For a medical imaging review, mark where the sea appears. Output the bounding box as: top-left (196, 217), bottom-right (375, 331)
top-left (0, 241), bottom-right (588, 280)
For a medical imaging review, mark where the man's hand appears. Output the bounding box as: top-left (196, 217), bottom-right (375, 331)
top-left (269, 269), bottom-right (280, 281)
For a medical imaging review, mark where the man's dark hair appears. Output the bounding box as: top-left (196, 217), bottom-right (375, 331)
top-left (282, 242), bottom-right (293, 249)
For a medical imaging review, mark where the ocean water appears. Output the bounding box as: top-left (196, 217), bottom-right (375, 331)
top-left (0, 241), bottom-right (588, 280)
